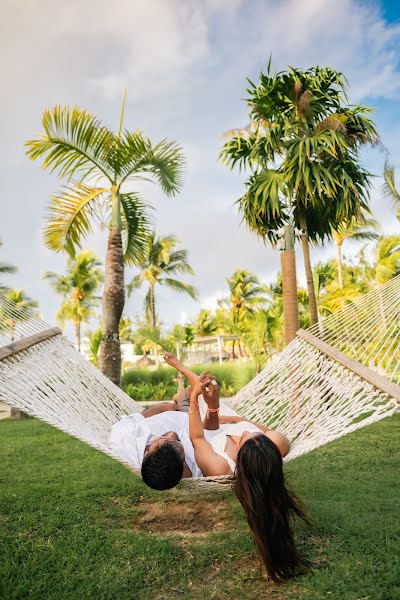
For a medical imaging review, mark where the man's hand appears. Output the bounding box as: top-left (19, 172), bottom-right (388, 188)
top-left (201, 374), bottom-right (220, 409)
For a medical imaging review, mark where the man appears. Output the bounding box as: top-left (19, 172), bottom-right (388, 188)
top-left (109, 385), bottom-right (238, 490)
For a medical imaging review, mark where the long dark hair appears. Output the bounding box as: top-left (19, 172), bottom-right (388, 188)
top-left (233, 434), bottom-right (310, 583)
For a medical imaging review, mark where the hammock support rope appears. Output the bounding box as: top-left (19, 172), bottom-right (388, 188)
top-left (0, 276), bottom-right (399, 490)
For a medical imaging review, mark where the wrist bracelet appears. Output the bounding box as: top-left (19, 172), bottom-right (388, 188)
top-left (207, 407), bottom-right (220, 416)
top-left (189, 409), bottom-right (200, 415)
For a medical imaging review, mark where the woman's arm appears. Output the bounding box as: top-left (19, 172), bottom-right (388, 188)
top-left (189, 379), bottom-right (232, 476)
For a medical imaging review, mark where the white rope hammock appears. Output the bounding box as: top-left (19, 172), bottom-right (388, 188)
top-left (0, 276), bottom-right (399, 490)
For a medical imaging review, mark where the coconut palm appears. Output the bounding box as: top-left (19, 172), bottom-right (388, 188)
top-left (220, 269), bottom-right (268, 324)
top-left (127, 232), bottom-right (197, 363)
top-left (26, 98), bottom-right (184, 385)
top-left (364, 236), bottom-right (400, 285)
top-left (383, 163), bottom-right (400, 222)
top-left (332, 212), bottom-right (380, 288)
top-left (43, 251), bottom-right (103, 352)
top-left (0, 239), bottom-right (17, 292)
top-left (221, 63), bottom-right (377, 328)
top-left (193, 308), bottom-right (218, 338)
top-left (239, 308), bottom-right (280, 373)
top-left (4, 289), bottom-right (39, 340)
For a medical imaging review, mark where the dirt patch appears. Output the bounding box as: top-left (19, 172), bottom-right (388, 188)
top-left (135, 499), bottom-right (234, 535)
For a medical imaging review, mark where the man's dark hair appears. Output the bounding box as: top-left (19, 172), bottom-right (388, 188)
top-left (141, 443), bottom-right (184, 490)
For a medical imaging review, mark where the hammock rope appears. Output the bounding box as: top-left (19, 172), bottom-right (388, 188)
top-left (0, 276), bottom-right (399, 490)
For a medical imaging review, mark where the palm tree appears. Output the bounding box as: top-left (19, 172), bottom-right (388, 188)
top-left (43, 251), bottom-right (103, 352)
top-left (239, 308), bottom-right (280, 373)
top-left (26, 97), bottom-right (184, 385)
top-left (193, 308), bottom-right (218, 338)
top-left (332, 212), bottom-right (380, 288)
top-left (127, 232), bottom-right (197, 364)
top-left (222, 269), bottom-right (268, 323)
top-left (0, 239), bottom-right (17, 292)
top-left (3, 289), bottom-right (39, 340)
top-left (383, 163), bottom-right (400, 222)
top-left (221, 63), bottom-right (377, 328)
top-left (365, 236), bottom-right (400, 284)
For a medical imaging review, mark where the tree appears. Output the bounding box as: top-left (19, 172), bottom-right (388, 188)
top-left (26, 98), bottom-right (184, 385)
top-left (3, 289), bottom-right (39, 341)
top-left (127, 232), bottom-right (197, 364)
top-left (0, 239), bottom-right (17, 292)
top-left (239, 308), bottom-right (280, 373)
top-left (359, 236), bottom-right (400, 285)
top-left (221, 62), bottom-right (377, 327)
top-left (332, 211), bottom-right (380, 288)
top-left (193, 308), bottom-right (218, 337)
top-left (43, 251), bottom-right (103, 351)
top-left (383, 163), bottom-right (400, 222)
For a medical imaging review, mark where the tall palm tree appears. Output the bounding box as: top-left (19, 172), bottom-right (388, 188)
top-left (332, 212), bottom-right (380, 288)
top-left (0, 239), bottom-right (17, 292)
top-left (221, 63), bottom-right (377, 328)
top-left (127, 232), bottom-right (197, 364)
top-left (26, 98), bottom-right (184, 385)
top-left (43, 251), bottom-right (103, 351)
top-left (222, 269), bottom-right (268, 324)
top-left (383, 163), bottom-right (400, 222)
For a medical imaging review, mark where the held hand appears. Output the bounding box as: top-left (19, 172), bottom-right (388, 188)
top-left (199, 372), bottom-right (220, 408)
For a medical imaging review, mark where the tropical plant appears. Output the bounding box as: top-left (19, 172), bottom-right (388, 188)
top-left (239, 308), bottom-right (280, 372)
top-left (43, 251), bottom-right (103, 351)
top-left (220, 269), bottom-right (267, 323)
top-left (332, 211), bottom-right (380, 288)
top-left (86, 327), bottom-right (103, 366)
top-left (127, 232), bottom-right (197, 364)
top-left (26, 97), bottom-right (184, 385)
top-left (193, 308), bottom-right (218, 337)
top-left (383, 163), bottom-right (400, 222)
top-left (3, 289), bottom-right (39, 340)
top-left (359, 235), bottom-right (400, 285)
top-left (0, 239), bottom-right (17, 292)
top-left (220, 62), bottom-right (377, 328)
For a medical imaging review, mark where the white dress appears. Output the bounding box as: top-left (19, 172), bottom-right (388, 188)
top-left (204, 421), bottom-right (263, 473)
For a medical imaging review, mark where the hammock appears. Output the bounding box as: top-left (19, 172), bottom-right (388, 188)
top-left (0, 277), bottom-right (399, 490)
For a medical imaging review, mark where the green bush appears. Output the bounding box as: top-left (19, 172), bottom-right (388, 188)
top-left (125, 382), bottom-right (176, 402)
top-left (121, 361), bottom-right (256, 399)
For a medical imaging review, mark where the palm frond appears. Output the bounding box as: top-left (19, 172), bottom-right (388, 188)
top-left (26, 106), bottom-right (115, 182)
top-left (162, 277), bottom-right (198, 300)
top-left (118, 133), bottom-right (185, 195)
top-left (120, 193), bottom-right (152, 266)
top-left (43, 183), bottom-right (109, 255)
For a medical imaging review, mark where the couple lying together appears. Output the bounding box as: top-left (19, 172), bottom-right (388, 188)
top-left (109, 353), bottom-right (309, 583)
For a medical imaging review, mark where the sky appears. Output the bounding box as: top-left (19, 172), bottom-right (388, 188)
top-left (1, 0), bottom-right (400, 338)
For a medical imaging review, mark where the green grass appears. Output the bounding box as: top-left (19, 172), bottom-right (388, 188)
top-left (0, 415), bottom-right (399, 599)
top-left (122, 362), bottom-right (256, 400)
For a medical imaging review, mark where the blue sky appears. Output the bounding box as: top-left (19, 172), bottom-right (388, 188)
top-left (1, 0), bottom-right (400, 337)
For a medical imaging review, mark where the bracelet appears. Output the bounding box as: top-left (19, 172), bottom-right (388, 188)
top-left (207, 407), bottom-right (220, 416)
top-left (189, 409), bottom-right (200, 415)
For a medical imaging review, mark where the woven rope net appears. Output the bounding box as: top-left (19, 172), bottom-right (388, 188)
top-left (0, 276), bottom-right (399, 490)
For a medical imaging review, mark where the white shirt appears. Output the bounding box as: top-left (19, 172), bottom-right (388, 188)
top-left (109, 398), bottom-right (239, 479)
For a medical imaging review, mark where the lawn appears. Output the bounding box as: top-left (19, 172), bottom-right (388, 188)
top-left (0, 415), bottom-right (399, 600)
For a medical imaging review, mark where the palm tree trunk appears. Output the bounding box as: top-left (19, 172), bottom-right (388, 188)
top-left (75, 319), bottom-right (81, 352)
top-left (149, 283), bottom-right (159, 367)
top-left (281, 225), bottom-right (299, 344)
top-left (298, 210), bottom-right (319, 326)
top-left (232, 339), bottom-right (236, 359)
top-left (337, 242), bottom-right (344, 288)
top-left (99, 188), bottom-right (124, 386)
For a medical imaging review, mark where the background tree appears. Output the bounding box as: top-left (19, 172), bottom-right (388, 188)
top-left (0, 239), bottom-right (17, 292)
top-left (4, 289), bottom-right (39, 341)
top-left (383, 163), bottom-right (400, 222)
top-left (359, 236), bottom-right (400, 285)
top-left (26, 99), bottom-right (184, 385)
top-left (193, 308), bottom-right (218, 337)
top-left (221, 63), bottom-right (377, 327)
top-left (332, 211), bottom-right (380, 288)
top-left (127, 232), bottom-right (197, 365)
top-left (44, 251), bottom-right (103, 352)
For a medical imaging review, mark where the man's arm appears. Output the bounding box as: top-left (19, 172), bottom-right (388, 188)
top-left (140, 402), bottom-right (177, 418)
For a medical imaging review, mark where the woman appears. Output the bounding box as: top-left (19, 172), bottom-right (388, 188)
top-left (164, 353), bottom-right (310, 583)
